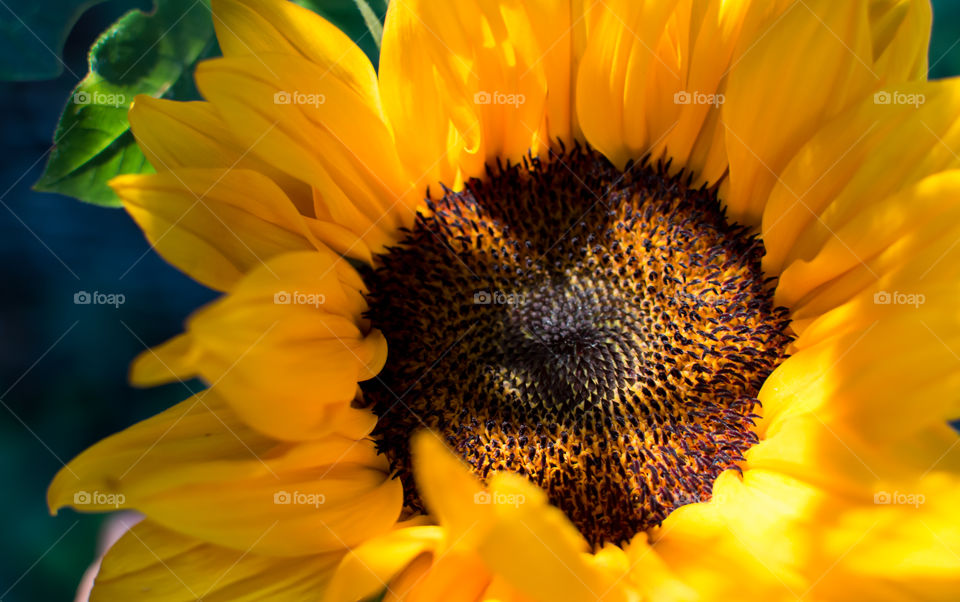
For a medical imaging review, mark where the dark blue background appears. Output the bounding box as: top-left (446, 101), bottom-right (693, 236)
top-left (2, 2), bottom-right (960, 600)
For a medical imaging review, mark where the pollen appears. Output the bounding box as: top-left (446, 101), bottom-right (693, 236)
top-left (361, 144), bottom-right (792, 547)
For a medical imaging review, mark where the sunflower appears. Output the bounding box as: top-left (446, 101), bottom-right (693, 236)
top-left (48, 0), bottom-right (960, 599)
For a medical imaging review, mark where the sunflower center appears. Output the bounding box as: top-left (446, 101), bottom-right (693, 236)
top-left (361, 145), bottom-right (792, 546)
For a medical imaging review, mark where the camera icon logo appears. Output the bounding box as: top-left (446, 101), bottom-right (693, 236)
top-left (274, 91), bottom-right (292, 105)
top-left (474, 91), bottom-right (492, 105)
top-left (674, 91), bottom-right (692, 105)
top-left (874, 491), bottom-right (892, 504)
top-left (473, 291), bottom-right (492, 304)
top-left (274, 291), bottom-right (291, 304)
top-left (873, 291), bottom-right (892, 305)
top-left (73, 91), bottom-right (91, 105)
top-left (473, 491), bottom-right (492, 505)
top-left (874, 91), bottom-right (892, 105)
top-left (74, 291), bottom-right (92, 304)
top-left (74, 491), bottom-right (92, 505)
top-left (274, 490), bottom-right (292, 504)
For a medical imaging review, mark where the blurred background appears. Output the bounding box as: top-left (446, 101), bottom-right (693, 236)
top-left (2, 1), bottom-right (960, 600)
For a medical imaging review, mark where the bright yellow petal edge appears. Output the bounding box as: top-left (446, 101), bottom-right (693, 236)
top-left (47, 0), bottom-right (960, 600)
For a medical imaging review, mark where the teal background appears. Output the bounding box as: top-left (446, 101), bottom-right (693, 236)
top-left (1, 2), bottom-right (959, 600)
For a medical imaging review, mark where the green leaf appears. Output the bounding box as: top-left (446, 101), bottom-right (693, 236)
top-left (36, 0), bottom-right (388, 207)
top-left (0, 0), bottom-right (111, 81)
top-left (294, 0), bottom-right (388, 67)
top-left (34, 0), bottom-right (217, 206)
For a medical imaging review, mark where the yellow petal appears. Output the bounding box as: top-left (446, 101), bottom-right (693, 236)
top-left (770, 166), bottom-right (960, 329)
top-left (763, 79), bottom-right (960, 284)
top-left (619, 534), bottom-right (696, 602)
top-left (378, 0), bottom-right (578, 191)
top-left (411, 431), bottom-right (488, 549)
top-left (410, 432), bottom-right (617, 602)
top-left (50, 393), bottom-right (402, 556)
top-left (576, 0), bottom-right (678, 170)
top-left (650, 470), bottom-right (810, 600)
top-left (576, 0), bottom-right (750, 187)
top-left (870, 0), bottom-right (931, 82)
top-left (211, 0), bottom-right (380, 105)
top-left (749, 415), bottom-right (960, 502)
top-left (783, 178), bottom-right (960, 329)
top-left (130, 251), bottom-right (388, 441)
top-left (325, 525), bottom-right (444, 602)
top-left (111, 168), bottom-right (371, 292)
top-left (757, 316), bottom-right (960, 443)
top-left (195, 52), bottom-right (415, 255)
top-left (723, 0), bottom-right (876, 226)
top-left (90, 520), bottom-right (342, 601)
top-left (480, 574), bottom-right (538, 602)
top-left (127, 96), bottom-right (313, 215)
top-left (478, 473), bottom-right (619, 602)
top-left (654, 463), bottom-right (960, 600)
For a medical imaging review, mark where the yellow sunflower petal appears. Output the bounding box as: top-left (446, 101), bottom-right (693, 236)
top-left (406, 551), bottom-right (493, 602)
top-left (659, 466), bottom-right (960, 600)
top-left (378, 0), bottom-right (580, 191)
top-left (410, 432), bottom-right (488, 548)
top-left (723, 0), bottom-right (890, 226)
top-left (770, 167), bottom-right (960, 331)
top-left (762, 79), bottom-right (960, 284)
top-left (781, 179), bottom-right (960, 331)
top-left (870, 0), bottom-right (931, 82)
top-left (130, 251), bottom-right (387, 441)
top-left (111, 168), bottom-right (371, 292)
top-left (49, 393), bottom-right (403, 556)
top-left (576, 0), bottom-right (750, 186)
top-left (619, 534), bottom-right (697, 602)
top-left (478, 473), bottom-right (622, 602)
top-left (195, 51), bottom-right (415, 255)
top-left (210, 0), bottom-right (380, 105)
top-left (410, 432), bottom-right (619, 602)
top-left (480, 574), bottom-right (537, 602)
top-left (650, 470), bottom-right (808, 600)
top-left (757, 316), bottom-right (960, 443)
top-left (127, 95), bottom-right (313, 215)
top-left (575, 0), bottom-right (679, 170)
top-left (749, 415), bottom-right (960, 502)
top-left (324, 525), bottom-right (444, 602)
top-left (90, 520), bottom-right (341, 601)
top-left (383, 552), bottom-right (435, 602)
top-left (660, 427), bottom-right (960, 600)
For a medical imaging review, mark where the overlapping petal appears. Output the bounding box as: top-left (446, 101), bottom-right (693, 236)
top-left (49, 393), bottom-right (402, 557)
top-left (721, 0), bottom-right (929, 226)
top-left (89, 520), bottom-right (342, 601)
top-left (127, 96), bottom-right (314, 216)
top-left (378, 0), bottom-right (592, 192)
top-left (129, 251), bottom-right (387, 441)
top-left (112, 168), bottom-right (372, 291)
